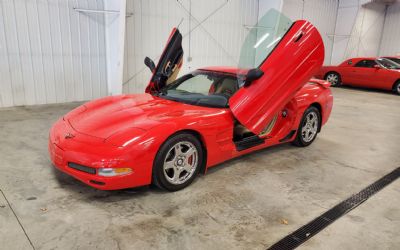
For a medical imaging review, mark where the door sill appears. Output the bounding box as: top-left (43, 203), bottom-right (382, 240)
top-left (234, 135), bottom-right (265, 151)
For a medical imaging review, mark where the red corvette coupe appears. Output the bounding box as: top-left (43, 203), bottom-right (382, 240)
top-left (315, 57), bottom-right (400, 95)
top-left (49, 12), bottom-right (333, 191)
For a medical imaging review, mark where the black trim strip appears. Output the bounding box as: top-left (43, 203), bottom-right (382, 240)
top-left (235, 135), bottom-right (265, 151)
top-left (267, 166), bottom-right (400, 250)
top-left (68, 162), bottom-right (96, 175)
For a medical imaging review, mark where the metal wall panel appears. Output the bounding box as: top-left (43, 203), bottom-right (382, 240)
top-left (379, 2), bottom-right (400, 56)
top-left (332, 0), bottom-right (391, 65)
top-left (281, 0), bottom-right (339, 65)
top-left (344, 2), bottom-right (386, 59)
top-left (0, 0), bottom-right (108, 107)
top-left (123, 0), bottom-right (259, 94)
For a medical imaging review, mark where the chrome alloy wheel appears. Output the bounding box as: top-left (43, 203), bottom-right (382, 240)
top-left (163, 141), bottom-right (198, 185)
top-left (301, 111), bottom-right (319, 143)
top-left (326, 73), bottom-right (339, 86)
top-left (397, 83), bottom-right (400, 94)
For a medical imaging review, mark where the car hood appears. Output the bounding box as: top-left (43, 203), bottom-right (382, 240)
top-left (66, 94), bottom-right (220, 139)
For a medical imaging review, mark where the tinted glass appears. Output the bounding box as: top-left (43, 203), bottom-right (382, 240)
top-left (377, 58), bottom-right (400, 69)
top-left (354, 60), bottom-right (377, 68)
top-left (385, 57), bottom-right (400, 65)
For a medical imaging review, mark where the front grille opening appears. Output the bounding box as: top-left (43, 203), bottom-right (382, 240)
top-left (68, 162), bottom-right (96, 175)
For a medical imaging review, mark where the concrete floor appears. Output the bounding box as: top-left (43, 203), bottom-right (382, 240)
top-left (0, 87), bottom-right (399, 250)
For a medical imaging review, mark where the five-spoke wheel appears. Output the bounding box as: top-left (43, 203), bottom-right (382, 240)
top-left (163, 141), bottom-right (198, 185)
top-left (153, 133), bottom-right (203, 191)
top-left (292, 106), bottom-right (321, 147)
top-left (325, 72), bottom-right (341, 87)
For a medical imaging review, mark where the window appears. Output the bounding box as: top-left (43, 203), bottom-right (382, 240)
top-left (354, 60), bottom-right (377, 68)
top-left (158, 71), bottom-right (239, 108)
top-left (377, 58), bottom-right (400, 69)
top-left (175, 74), bottom-right (214, 94)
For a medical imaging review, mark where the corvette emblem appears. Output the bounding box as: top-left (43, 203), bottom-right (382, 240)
top-left (64, 132), bottom-right (75, 139)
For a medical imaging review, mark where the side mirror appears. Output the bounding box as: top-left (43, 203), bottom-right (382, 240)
top-left (144, 57), bottom-right (156, 73)
top-left (244, 68), bottom-right (264, 87)
top-left (374, 64), bottom-right (381, 69)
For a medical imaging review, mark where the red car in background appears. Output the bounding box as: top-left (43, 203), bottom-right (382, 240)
top-left (315, 57), bottom-right (400, 95)
top-left (49, 11), bottom-right (333, 191)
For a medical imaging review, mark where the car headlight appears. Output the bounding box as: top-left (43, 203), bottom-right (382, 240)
top-left (98, 167), bottom-right (132, 177)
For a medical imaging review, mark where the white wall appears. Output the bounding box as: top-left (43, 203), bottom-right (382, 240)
top-left (280, 0), bottom-right (339, 65)
top-left (330, 0), bottom-right (400, 65)
top-left (104, 0), bottom-right (126, 96)
top-left (0, 0), bottom-right (108, 108)
top-left (122, 0), bottom-right (342, 93)
top-left (2, 0), bottom-right (398, 106)
top-left (332, 0), bottom-right (386, 65)
top-left (379, 1), bottom-right (400, 56)
top-left (122, 0), bottom-right (259, 93)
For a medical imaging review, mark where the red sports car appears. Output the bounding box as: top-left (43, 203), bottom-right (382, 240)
top-left (49, 13), bottom-right (332, 191)
top-left (315, 57), bottom-right (400, 95)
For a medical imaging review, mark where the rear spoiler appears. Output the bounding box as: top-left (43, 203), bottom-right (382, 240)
top-left (309, 78), bottom-right (330, 89)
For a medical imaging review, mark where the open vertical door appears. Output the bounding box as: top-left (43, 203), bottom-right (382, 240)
top-left (145, 28), bottom-right (184, 93)
top-left (229, 9), bottom-right (325, 135)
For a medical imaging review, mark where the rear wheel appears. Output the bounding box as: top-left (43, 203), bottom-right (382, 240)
top-left (393, 81), bottom-right (400, 95)
top-left (152, 133), bottom-right (203, 191)
top-left (325, 72), bottom-right (341, 87)
top-left (292, 106), bottom-right (320, 147)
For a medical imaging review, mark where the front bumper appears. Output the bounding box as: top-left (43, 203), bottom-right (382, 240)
top-left (48, 119), bottom-right (148, 190)
top-left (49, 141), bottom-right (137, 190)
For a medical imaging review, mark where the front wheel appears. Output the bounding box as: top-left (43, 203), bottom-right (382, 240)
top-left (393, 81), bottom-right (400, 95)
top-left (292, 106), bottom-right (321, 147)
top-left (152, 133), bottom-right (204, 191)
top-left (325, 72), bottom-right (341, 87)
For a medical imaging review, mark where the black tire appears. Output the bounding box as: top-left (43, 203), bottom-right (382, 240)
top-left (152, 133), bottom-right (204, 191)
top-left (393, 81), bottom-right (400, 95)
top-left (325, 72), bottom-right (341, 87)
top-left (292, 106), bottom-right (321, 147)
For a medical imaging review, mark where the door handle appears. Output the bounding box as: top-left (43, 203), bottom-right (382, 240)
top-left (294, 31), bottom-right (304, 43)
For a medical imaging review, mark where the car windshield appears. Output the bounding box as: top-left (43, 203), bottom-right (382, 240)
top-left (157, 71), bottom-right (238, 108)
top-left (376, 58), bottom-right (400, 69)
top-left (383, 57), bottom-right (400, 66)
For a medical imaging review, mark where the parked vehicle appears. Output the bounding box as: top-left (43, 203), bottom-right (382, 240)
top-left (315, 57), bottom-right (400, 95)
top-left (49, 11), bottom-right (332, 191)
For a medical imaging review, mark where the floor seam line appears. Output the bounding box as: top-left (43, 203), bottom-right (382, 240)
top-left (0, 189), bottom-right (36, 250)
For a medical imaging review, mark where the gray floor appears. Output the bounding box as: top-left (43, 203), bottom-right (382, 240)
top-left (0, 87), bottom-right (399, 250)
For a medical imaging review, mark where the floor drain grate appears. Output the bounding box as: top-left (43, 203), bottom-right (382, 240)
top-left (267, 166), bottom-right (400, 250)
